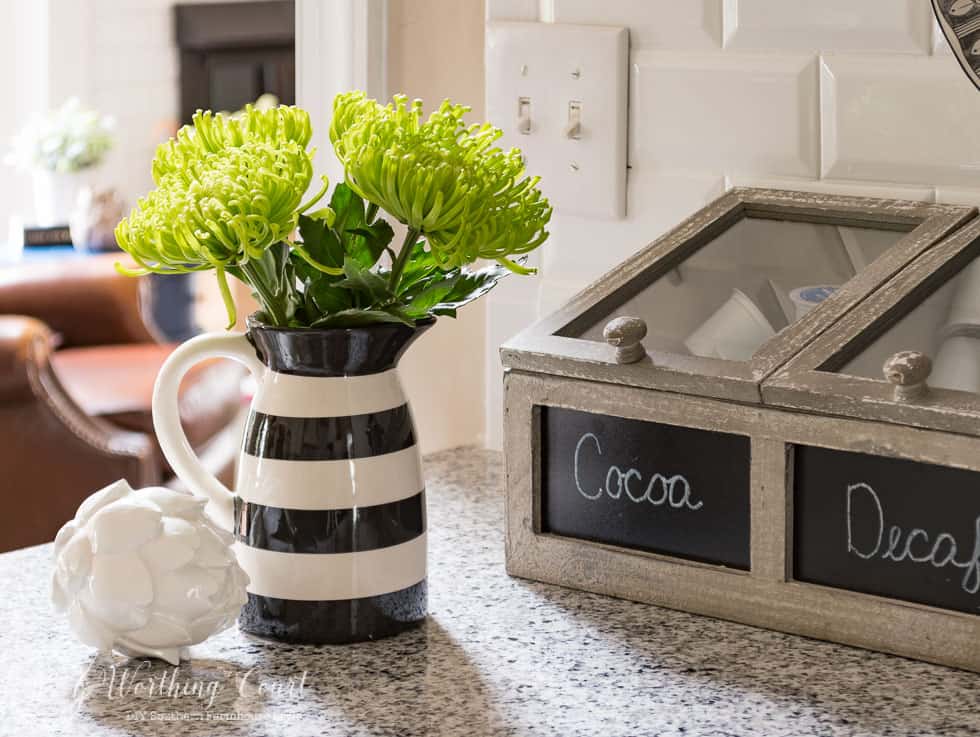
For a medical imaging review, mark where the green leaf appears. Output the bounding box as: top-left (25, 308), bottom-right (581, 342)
top-left (297, 214), bottom-right (344, 271)
top-left (309, 279), bottom-right (353, 315)
top-left (402, 274), bottom-right (459, 317)
top-left (347, 219), bottom-right (394, 269)
top-left (311, 307), bottom-right (415, 328)
top-left (334, 258), bottom-right (394, 304)
top-left (383, 304), bottom-right (417, 326)
top-left (408, 263), bottom-right (509, 318)
top-left (305, 207), bottom-right (335, 224)
top-left (328, 183), bottom-right (393, 269)
top-left (330, 183), bottom-right (365, 235)
top-left (395, 240), bottom-right (443, 295)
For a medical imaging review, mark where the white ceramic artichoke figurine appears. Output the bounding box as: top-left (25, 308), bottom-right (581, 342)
top-left (51, 479), bottom-right (249, 664)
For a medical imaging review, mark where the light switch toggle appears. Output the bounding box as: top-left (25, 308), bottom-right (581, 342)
top-left (564, 100), bottom-right (582, 139)
top-left (517, 96), bottom-right (531, 135)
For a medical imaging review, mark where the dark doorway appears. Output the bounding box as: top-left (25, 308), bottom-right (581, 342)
top-left (175, 1), bottom-right (296, 123)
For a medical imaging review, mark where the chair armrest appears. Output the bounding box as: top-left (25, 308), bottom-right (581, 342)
top-left (0, 316), bottom-right (159, 551)
top-left (0, 254), bottom-right (158, 347)
top-left (0, 315), bottom-right (50, 402)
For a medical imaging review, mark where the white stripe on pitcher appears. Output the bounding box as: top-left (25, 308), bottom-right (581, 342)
top-left (236, 445), bottom-right (424, 510)
top-left (235, 533), bottom-right (427, 601)
top-left (252, 367), bottom-right (406, 418)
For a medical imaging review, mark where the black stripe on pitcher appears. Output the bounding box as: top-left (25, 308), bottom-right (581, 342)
top-left (234, 492), bottom-right (426, 554)
top-left (239, 580), bottom-right (428, 644)
top-left (242, 406), bottom-right (415, 461)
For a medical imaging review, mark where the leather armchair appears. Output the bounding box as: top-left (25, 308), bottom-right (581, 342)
top-left (0, 316), bottom-right (158, 551)
top-left (0, 255), bottom-right (243, 552)
top-left (0, 253), bottom-right (160, 348)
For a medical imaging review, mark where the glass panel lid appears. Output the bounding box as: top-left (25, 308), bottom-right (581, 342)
top-left (565, 216), bottom-right (909, 362)
top-left (501, 188), bottom-right (974, 406)
top-left (764, 215), bottom-right (980, 435)
top-left (829, 246), bottom-right (980, 395)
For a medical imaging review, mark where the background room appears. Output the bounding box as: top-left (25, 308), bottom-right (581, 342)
top-left (2, 3), bottom-right (980, 734)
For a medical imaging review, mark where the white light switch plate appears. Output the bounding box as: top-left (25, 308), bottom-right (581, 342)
top-left (486, 21), bottom-right (629, 219)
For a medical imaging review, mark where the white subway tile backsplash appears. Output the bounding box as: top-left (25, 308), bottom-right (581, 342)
top-left (934, 19), bottom-right (953, 54)
top-left (485, 250), bottom-right (544, 304)
top-left (537, 279), bottom-right (591, 318)
top-left (542, 169), bottom-right (726, 285)
top-left (631, 52), bottom-right (819, 177)
top-left (726, 174), bottom-right (936, 203)
top-left (552, 0), bottom-right (722, 49)
top-left (725, 0), bottom-right (932, 54)
top-left (936, 187), bottom-right (980, 206)
top-left (821, 55), bottom-right (980, 186)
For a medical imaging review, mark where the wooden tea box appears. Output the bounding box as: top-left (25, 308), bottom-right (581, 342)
top-left (500, 188), bottom-right (980, 671)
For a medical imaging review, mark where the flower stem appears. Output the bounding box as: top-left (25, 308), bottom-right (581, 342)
top-left (388, 228), bottom-right (421, 294)
top-left (240, 261), bottom-right (289, 326)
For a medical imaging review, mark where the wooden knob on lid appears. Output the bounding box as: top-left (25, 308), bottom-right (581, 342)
top-left (883, 350), bottom-right (931, 402)
top-left (603, 316), bottom-right (648, 364)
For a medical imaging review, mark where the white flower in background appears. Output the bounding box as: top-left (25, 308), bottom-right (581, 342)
top-left (51, 480), bottom-right (248, 665)
top-left (5, 97), bottom-right (115, 174)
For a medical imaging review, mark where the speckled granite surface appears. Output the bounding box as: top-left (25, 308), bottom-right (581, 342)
top-left (1, 448), bottom-right (977, 737)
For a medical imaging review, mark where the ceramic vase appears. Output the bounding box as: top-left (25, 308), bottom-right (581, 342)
top-left (152, 316), bottom-right (433, 643)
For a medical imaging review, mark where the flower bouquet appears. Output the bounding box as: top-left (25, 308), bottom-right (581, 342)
top-left (116, 92), bottom-right (551, 645)
top-left (115, 92), bottom-right (551, 329)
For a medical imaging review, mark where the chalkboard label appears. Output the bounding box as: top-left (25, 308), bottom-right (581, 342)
top-left (794, 446), bottom-right (980, 616)
top-left (540, 407), bottom-right (751, 569)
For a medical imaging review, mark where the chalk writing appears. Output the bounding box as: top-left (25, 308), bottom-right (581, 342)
top-left (846, 482), bottom-right (980, 595)
top-left (573, 432), bottom-right (703, 511)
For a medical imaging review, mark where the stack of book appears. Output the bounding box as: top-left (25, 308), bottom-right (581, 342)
top-left (22, 224), bottom-right (73, 248)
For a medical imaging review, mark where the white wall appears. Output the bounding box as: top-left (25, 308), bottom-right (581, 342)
top-left (386, 0), bottom-right (488, 454)
top-left (483, 0), bottom-right (980, 449)
top-left (72, 0), bottom-right (265, 213)
top-left (1, 2), bottom-right (46, 230)
top-left (85, 0), bottom-right (180, 207)
top-left (2, 0), bottom-right (261, 229)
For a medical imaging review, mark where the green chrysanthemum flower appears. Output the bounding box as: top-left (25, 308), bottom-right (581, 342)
top-left (330, 92), bottom-right (551, 275)
top-left (115, 105), bottom-right (327, 326)
top-left (152, 105), bottom-right (313, 183)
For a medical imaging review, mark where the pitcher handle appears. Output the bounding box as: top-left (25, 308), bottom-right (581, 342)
top-left (152, 332), bottom-right (265, 532)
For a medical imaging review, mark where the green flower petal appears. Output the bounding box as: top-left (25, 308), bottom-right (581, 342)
top-left (331, 92), bottom-right (551, 269)
top-left (115, 106), bottom-right (317, 299)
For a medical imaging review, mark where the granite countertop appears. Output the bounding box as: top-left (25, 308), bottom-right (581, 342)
top-left (1, 448), bottom-right (977, 737)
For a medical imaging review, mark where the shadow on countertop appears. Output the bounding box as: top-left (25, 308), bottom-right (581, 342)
top-left (509, 578), bottom-right (979, 737)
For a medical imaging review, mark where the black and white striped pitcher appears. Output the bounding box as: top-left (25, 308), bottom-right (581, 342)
top-left (152, 316), bottom-right (433, 643)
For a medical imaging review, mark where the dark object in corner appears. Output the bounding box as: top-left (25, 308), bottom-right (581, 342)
top-left (24, 224), bottom-right (72, 248)
top-left (175, 0), bottom-right (295, 124)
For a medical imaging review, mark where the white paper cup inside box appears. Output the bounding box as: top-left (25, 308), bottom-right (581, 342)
top-left (51, 479), bottom-right (248, 665)
top-left (684, 288), bottom-right (775, 361)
